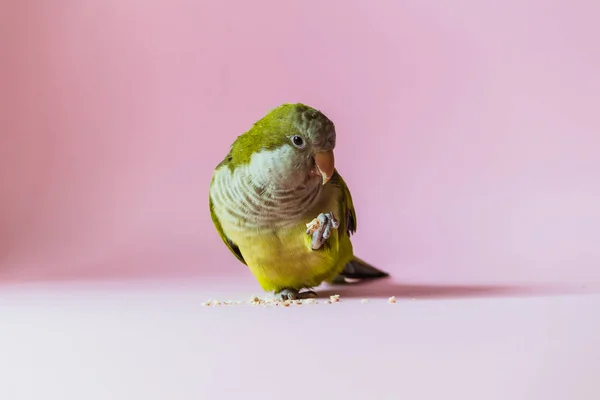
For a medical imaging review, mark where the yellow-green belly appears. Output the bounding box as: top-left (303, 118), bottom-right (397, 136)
top-left (233, 219), bottom-right (353, 292)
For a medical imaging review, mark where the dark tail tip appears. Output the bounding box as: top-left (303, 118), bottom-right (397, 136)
top-left (331, 257), bottom-right (390, 285)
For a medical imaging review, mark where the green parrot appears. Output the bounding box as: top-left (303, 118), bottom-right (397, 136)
top-left (209, 103), bottom-right (389, 300)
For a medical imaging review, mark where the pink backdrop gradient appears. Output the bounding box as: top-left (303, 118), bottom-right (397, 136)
top-left (2, 0), bottom-right (600, 285)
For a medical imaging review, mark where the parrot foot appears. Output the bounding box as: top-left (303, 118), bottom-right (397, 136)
top-left (306, 212), bottom-right (339, 250)
top-left (275, 289), bottom-right (318, 301)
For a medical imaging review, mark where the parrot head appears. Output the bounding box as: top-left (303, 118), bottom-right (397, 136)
top-left (228, 103), bottom-right (337, 190)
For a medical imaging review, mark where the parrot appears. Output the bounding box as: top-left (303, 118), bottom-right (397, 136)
top-left (208, 103), bottom-right (389, 300)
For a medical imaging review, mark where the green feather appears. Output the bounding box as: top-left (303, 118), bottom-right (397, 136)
top-left (328, 170), bottom-right (357, 236)
top-left (220, 103), bottom-right (328, 171)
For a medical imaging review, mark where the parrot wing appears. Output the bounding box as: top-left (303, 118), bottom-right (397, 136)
top-left (329, 170), bottom-right (357, 236)
top-left (329, 170), bottom-right (390, 284)
top-left (209, 196), bottom-right (247, 265)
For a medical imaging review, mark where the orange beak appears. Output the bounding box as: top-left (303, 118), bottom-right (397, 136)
top-left (314, 150), bottom-right (335, 185)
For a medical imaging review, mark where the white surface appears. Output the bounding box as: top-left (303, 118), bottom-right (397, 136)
top-left (1, 282), bottom-right (599, 400)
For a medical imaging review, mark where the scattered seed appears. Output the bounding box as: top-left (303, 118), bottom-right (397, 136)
top-left (202, 294), bottom-right (401, 307)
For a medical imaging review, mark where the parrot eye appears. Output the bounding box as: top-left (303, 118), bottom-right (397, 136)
top-left (291, 135), bottom-right (306, 148)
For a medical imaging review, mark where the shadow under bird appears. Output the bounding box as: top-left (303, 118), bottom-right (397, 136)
top-left (209, 103), bottom-right (389, 300)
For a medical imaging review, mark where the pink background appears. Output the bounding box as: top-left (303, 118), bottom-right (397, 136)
top-left (2, 0), bottom-right (600, 286)
top-left (2, 3), bottom-right (600, 399)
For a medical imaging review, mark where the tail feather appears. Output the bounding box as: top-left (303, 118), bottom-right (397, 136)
top-left (331, 257), bottom-right (389, 285)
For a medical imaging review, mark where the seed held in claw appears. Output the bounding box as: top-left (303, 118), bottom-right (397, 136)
top-left (305, 219), bottom-right (322, 235)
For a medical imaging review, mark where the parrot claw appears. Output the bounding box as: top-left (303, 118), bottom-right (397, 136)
top-left (275, 289), bottom-right (318, 300)
top-left (306, 212), bottom-right (339, 250)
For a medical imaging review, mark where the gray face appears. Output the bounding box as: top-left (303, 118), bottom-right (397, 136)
top-left (249, 108), bottom-right (337, 191)
top-left (283, 108), bottom-right (336, 187)
top-left (291, 105), bottom-right (337, 153)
